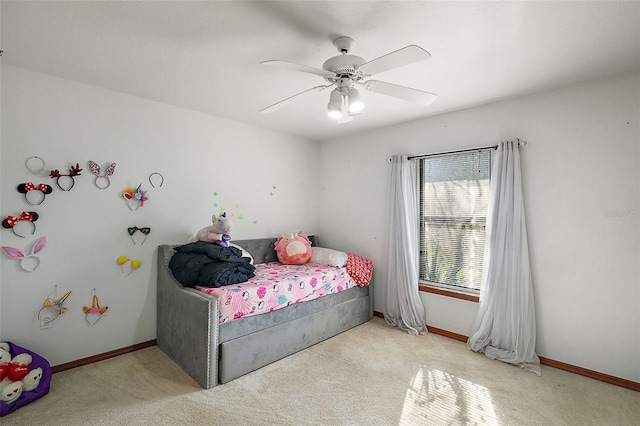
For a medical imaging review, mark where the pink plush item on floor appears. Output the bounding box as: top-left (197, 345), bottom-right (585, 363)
top-left (0, 342), bottom-right (51, 417)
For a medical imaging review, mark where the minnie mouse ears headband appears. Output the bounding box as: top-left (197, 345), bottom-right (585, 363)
top-left (17, 183), bottom-right (53, 205)
top-left (2, 211), bottom-right (39, 238)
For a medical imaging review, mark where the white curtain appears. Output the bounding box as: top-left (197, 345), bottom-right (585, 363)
top-left (467, 141), bottom-right (540, 375)
top-left (384, 155), bottom-right (428, 335)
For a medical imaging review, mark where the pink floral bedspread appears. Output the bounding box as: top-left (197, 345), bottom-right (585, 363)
top-left (195, 262), bottom-right (356, 323)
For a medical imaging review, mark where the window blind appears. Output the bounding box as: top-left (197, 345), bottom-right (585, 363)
top-left (418, 150), bottom-right (491, 291)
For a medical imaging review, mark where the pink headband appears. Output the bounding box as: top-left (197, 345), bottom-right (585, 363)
top-left (88, 161), bottom-right (116, 189)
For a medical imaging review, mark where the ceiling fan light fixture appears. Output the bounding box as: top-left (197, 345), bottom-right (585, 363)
top-left (327, 105), bottom-right (342, 119)
top-left (347, 88), bottom-right (364, 113)
top-left (327, 89), bottom-right (343, 118)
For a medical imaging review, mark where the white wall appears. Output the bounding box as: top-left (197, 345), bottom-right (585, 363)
top-left (318, 72), bottom-right (640, 382)
top-left (0, 65), bottom-right (320, 365)
top-left (2, 65), bottom-right (638, 384)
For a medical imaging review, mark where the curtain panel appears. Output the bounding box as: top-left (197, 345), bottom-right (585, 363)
top-left (467, 141), bottom-right (540, 375)
top-left (384, 155), bottom-right (428, 335)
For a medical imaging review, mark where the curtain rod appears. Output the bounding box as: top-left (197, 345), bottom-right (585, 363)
top-left (407, 139), bottom-right (527, 160)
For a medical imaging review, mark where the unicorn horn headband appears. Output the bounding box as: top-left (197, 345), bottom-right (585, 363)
top-left (83, 289), bottom-right (108, 326)
top-left (38, 289), bottom-right (72, 322)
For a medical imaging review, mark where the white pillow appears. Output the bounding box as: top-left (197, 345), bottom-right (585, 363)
top-left (310, 247), bottom-right (348, 267)
top-left (228, 243), bottom-right (254, 264)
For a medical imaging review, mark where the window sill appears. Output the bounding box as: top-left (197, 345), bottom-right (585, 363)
top-left (418, 283), bottom-right (479, 303)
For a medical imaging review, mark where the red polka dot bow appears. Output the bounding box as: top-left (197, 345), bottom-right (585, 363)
top-left (5, 212), bottom-right (34, 227)
top-left (24, 183), bottom-right (49, 192)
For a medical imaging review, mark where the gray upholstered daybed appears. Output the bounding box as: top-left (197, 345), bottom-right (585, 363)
top-left (156, 237), bottom-right (372, 389)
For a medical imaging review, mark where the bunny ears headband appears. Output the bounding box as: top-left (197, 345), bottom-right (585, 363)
top-left (88, 161), bottom-right (116, 189)
top-left (2, 237), bottom-right (47, 272)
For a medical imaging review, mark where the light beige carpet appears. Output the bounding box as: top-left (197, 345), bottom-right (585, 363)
top-left (3, 318), bottom-right (639, 425)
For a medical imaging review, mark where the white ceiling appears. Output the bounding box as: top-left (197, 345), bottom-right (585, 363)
top-left (2, 1), bottom-right (639, 142)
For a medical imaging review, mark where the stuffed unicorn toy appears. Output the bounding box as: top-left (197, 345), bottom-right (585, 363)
top-left (189, 213), bottom-right (232, 247)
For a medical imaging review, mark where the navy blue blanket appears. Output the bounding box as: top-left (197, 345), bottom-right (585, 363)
top-left (169, 242), bottom-right (255, 288)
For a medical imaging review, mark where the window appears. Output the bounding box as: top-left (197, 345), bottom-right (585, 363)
top-left (418, 149), bottom-right (491, 292)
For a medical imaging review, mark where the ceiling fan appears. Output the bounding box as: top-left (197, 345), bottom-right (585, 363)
top-left (260, 36), bottom-right (437, 123)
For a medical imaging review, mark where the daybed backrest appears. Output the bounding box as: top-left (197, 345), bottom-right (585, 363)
top-left (232, 238), bottom-right (278, 264)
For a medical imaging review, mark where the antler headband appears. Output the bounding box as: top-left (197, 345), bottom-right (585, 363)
top-left (50, 162), bottom-right (82, 191)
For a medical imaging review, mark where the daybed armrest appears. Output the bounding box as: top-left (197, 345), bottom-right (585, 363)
top-left (156, 245), bottom-right (219, 389)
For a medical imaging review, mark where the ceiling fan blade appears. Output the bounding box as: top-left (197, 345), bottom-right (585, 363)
top-left (363, 80), bottom-right (437, 105)
top-left (261, 60), bottom-right (336, 78)
top-left (260, 85), bottom-right (332, 114)
top-left (358, 45), bottom-right (432, 76)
